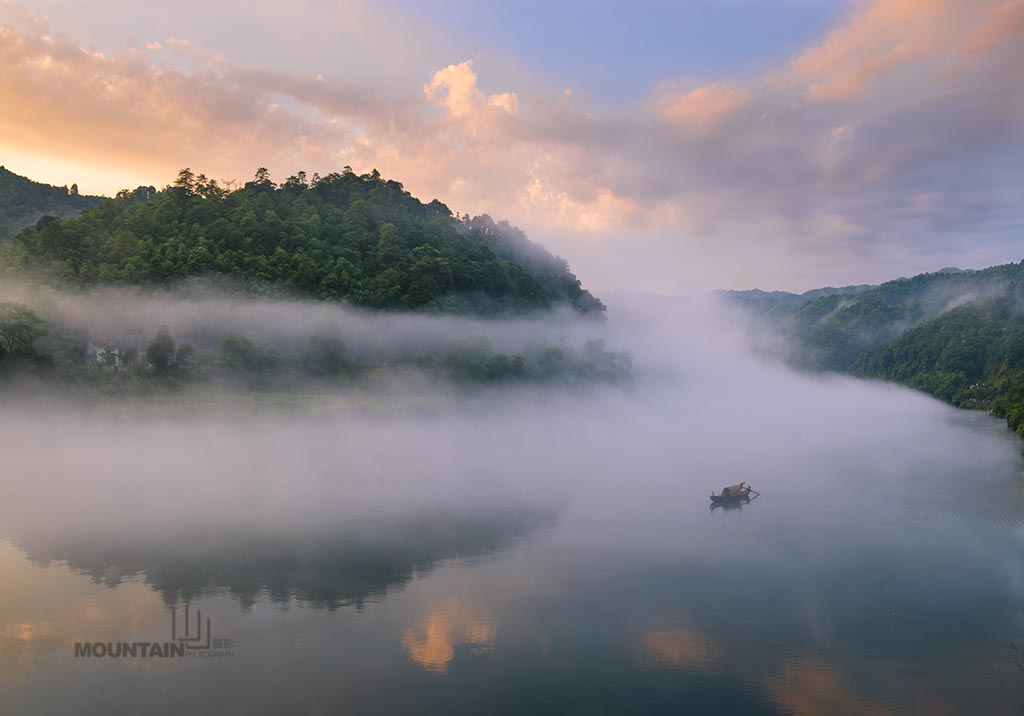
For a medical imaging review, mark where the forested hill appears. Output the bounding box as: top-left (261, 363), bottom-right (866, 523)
top-left (853, 298), bottom-right (1024, 433)
top-left (725, 262), bottom-right (1024, 436)
top-left (1, 167), bottom-right (604, 315)
top-left (749, 264), bottom-right (1024, 371)
top-left (0, 166), bottom-right (104, 241)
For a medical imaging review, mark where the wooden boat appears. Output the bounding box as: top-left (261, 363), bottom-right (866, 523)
top-left (709, 481), bottom-right (759, 505)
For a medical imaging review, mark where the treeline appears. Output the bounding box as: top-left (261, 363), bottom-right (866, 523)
top-left (0, 166), bottom-right (103, 241)
top-left (1, 167), bottom-right (603, 315)
top-left (0, 301), bottom-right (631, 393)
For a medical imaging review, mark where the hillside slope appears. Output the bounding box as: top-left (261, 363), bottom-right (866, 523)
top-left (854, 297), bottom-right (1024, 435)
top-left (726, 261), bottom-right (1024, 435)
top-left (767, 265), bottom-right (1021, 371)
top-left (0, 166), bottom-right (104, 240)
top-left (1, 167), bottom-right (603, 315)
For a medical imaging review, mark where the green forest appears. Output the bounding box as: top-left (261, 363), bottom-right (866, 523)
top-left (853, 299), bottom-right (1024, 434)
top-left (0, 166), bottom-right (103, 241)
top-left (1, 167), bottom-right (603, 315)
top-left (0, 166), bottom-right (628, 393)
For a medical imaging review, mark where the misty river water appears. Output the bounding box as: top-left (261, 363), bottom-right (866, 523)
top-left (2, 299), bottom-right (1024, 715)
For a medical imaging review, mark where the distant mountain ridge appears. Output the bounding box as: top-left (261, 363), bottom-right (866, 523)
top-left (715, 284), bottom-right (873, 314)
top-left (0, 166), bottom-right (104, 241)
top-left (718, 268), bottom-right (977, 316)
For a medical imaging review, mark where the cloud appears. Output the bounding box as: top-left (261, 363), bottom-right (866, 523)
top-left (0, 0), bottom-right (45, 32)
top-left (786, 0), bottom-right (968, 102)
top-left (423, 61), bottom-right (482, 118)
top-left (0, 0), bottom-right (1021, 292)
top-left (966, 0), bottom-right (1024, 55)
top-left (486, 91), bottom-right (518, 114)
top-left (660, 83), bottom-right (752, 134)
top-left (422, 62), bottom-right (518, 118)
top-left (0, 23), bottom-right (353, 184)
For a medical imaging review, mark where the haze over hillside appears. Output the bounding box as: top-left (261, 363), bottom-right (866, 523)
top-left (4, 163), bottom-right (1024, 437)
top-left (721, 262), bottom-right (1024, 435)
top-left (0, 167), bottom-right (625, 394)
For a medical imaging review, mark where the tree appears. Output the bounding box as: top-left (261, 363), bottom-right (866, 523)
top-left (218, 333), bottom-right (277, 374)
top-left (175, 343), bottom-right (197, 371)
top-left (99, 344), bottom-right (119, 367)
top-left (174, 168), bottom-right (196, 195)
top-left (376, 223), bottom-right (406, 263)
top-left (302, 334), bottom-right (347, 376)
top-left (146, 326), bottom-right (175, 373)
top-left (252, 167), bottom-right (274, 189)
top-left (0, 302), bottom-right (47, 371)
top-left (407, 255), bottom-right (453, 306)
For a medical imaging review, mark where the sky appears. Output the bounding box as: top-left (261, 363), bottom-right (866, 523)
top-left (0, 0), bottom-right (1022, 293)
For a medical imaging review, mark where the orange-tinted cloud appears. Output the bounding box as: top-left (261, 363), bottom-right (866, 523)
top-left (785, 0), bottom-right (1024, 104)
top-left (0, 0), bottom-right (1021, 292)
top-left (787, 0), bottom-right (963, 102)
top-left (0, 23), bottom-right (351, 186)
top-left (422, 62), bottom-right (517, 117)
top-left (965, 0), bottom-right (1024, 55)
top-left (661, 83), bottom-right (751, 134)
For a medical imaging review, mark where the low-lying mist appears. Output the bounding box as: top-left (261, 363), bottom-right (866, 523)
top-left (2, 285), bottom-right (1016, 544)
top-left (3, 281), bottom-right (1023, 716)
top-left (0, 282), bottom-right (632, 392)
top-left (0, 282), bottom-right (609, 359)
top-left (3, 279), bottom-right (1024, 704)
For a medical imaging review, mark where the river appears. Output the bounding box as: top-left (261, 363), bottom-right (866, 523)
top-left (1, 366), bottom-right (1022, 714)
